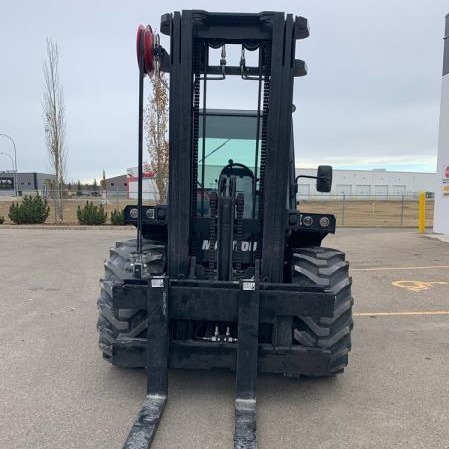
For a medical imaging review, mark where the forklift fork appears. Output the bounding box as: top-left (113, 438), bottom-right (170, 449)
top-left (234, 260), bottom-right (260, 449)
top-left (123, 277), bottom-right (169, 449)
top-left (122, 267), bottom-right (260, 449)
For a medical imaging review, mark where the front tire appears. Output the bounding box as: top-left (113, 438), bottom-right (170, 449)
top-left (96, 238), bottom-right (166, 362)
top-left (291, 246), bottom-right (353, 375)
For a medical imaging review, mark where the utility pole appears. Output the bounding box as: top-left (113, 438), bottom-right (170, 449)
top-left (0, 134), bottom-right (18, 197)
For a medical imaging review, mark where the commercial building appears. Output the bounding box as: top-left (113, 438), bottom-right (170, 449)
top-left (295, 168), bottom-right (435, 199)
top-left (103, 166), bottom-right (436, 203)
top-left (104, 170), bottom-right (158, 200)
top-left (433, 13), bottom-right (449, 234)
top-left (0, 171), bottom-right (56, 196)
top-left (104, 174), bottom-right (129, 195)
top-left (126, 167), bottom-right (158, 201)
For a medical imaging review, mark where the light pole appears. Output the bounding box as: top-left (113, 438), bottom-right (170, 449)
top-left (0, 134), bottom-right (18, 197)
top-left (0, 152), bottom-right (15, 189)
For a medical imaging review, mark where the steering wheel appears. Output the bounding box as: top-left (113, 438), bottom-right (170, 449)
top-left (220, 160), bottom-right (254, 178)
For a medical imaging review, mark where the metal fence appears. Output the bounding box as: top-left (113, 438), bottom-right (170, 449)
top-left (298, 194), bottom-right (434, 227)
top-left (0, 191), bottom-right (434, 228)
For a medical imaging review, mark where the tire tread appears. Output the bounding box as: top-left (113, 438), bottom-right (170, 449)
top-left (97, 238), bottom-right (165, 362)
top-left (292, 246), bottom-right (353, 375)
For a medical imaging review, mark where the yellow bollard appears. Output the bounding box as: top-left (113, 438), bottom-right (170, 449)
top-left (418, 192), bottom-right (426, 233)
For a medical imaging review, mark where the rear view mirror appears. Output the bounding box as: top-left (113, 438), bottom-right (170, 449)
top-left (316, 165), bottom-right (333, 192)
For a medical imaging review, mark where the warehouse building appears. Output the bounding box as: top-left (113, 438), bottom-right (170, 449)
top-left (104, 174), bottom-right (128, 194)
top-left (295, 168), bottom-right (435, 199)
top-left (104, 170), bottom-right (158, 200)
top-left (107, 167), bottom-right (436, 202)
top-left (126, 167), bottom-right (158, 201)
top-left (0, 171), bottom-right (56, 196)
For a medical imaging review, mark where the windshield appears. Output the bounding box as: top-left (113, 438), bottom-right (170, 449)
top-left (198, 138), bottom-right (258, 189)
top-left (197, 112), bottom-right (261, 217)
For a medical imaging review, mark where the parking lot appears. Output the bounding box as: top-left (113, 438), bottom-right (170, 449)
top-left (1, 228), bottom-right (448, 449)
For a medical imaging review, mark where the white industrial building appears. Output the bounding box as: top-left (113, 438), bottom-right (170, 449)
top-left (295, 168), bottom-right (435, 199)
top-left (124, 166), bottom-right (435, 201)
top-left (433, 13), bottom-right (449, 234)
top-left (127, 166), bottom-right (159, 201)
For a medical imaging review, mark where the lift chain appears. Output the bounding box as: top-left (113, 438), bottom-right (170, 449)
top-left (256, 44), bottom-right (271, 259)
top-left (234, 193), bottom-right (245, 277)
top-left (190, 42), bottom-right (202, 258)
top-left (207, 191), bottom-right (218, 276)
top-left (191, 41), bottom-right (202, 223)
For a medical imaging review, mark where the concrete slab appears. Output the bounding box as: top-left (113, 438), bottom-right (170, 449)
top-left (0, 228), bottom-right (448, 449)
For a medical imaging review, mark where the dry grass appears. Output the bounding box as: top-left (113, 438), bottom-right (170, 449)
top-left (299, 199), bottom-right (434, 227)
top-left (0, 197), bottom-right (434, 227)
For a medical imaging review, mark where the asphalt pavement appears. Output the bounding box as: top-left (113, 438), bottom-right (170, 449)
top-left (0, 228), bottom-right (448, 449)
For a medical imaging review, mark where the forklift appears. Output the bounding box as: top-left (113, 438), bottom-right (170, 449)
top-left (96, 10), bottom-right (353, 448)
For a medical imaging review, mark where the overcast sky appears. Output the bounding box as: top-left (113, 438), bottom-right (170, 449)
top-left (0, 0), bottom-right (448, 182)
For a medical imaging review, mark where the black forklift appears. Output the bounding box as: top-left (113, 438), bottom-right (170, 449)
top-left (97, 10), bottom-right (353, 449)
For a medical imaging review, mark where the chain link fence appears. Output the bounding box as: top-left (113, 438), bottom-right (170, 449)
top-left (0, 190), bottom-right (435, 227)
top-left (298, 194), bottom-right (434, 227)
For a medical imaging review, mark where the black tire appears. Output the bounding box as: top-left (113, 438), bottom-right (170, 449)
top-left (97, 238), bottom-right (166, 362)
top-left (292, 246), bottom-right (353, 376)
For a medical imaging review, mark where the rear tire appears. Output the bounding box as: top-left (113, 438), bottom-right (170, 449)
top-left (96, 238), bottom-right (166, 362)
top-left (291, 246), bottom-right (353, 376)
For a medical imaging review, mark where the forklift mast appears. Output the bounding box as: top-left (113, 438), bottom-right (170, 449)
top-left (165, 11), bottom-right (309, 282)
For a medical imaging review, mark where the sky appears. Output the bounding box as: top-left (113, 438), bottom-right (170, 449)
top-left (0, 0), bottom-right (448, 182)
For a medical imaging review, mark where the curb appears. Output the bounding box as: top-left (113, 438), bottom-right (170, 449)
top-left (0, 225), bottom-right (426, 231)
top-left (0, 225), bottom-right (133, 230)
top-left (423, 234), bottom-right (449, 243)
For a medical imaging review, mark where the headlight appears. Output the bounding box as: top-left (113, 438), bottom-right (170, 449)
top-left (303, 215), bottom-right (313, 226)
top-left (319, 217), bottom-right (330, 227)
top-left (157, 208), bottom-right (166, 220)
top-left (129, 208), bottom-right (138, 219)
top-left (146, 208), bottom-right (155, 219)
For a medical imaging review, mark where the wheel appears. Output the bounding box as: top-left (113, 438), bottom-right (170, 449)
top-left (291, 246), bottom-right (353, 376)
top-left (96, 238), bottom-right (166, 362)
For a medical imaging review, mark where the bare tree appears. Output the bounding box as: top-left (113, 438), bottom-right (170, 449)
top-left (100, 169), bottom-right (107, 190)
top-left (144, 72), bottom-right (169, 203)
top-left (43, 38), bottom-right (67, 223)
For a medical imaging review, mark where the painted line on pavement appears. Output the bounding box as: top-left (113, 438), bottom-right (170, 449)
top-left (352, 265), bottom-right (449, 272)
top-left (355, 311), bottom-right (449, 317)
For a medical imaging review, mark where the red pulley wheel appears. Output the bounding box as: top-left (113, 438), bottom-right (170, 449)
top-left (136, 24), bottom-right (155, 76)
